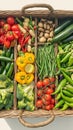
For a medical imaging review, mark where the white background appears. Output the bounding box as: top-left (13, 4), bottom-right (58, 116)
top-left (0, 0), bottom-right (73, 130)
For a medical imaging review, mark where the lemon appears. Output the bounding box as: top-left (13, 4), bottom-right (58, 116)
top-left (24, 64), bottom-right (34, 74)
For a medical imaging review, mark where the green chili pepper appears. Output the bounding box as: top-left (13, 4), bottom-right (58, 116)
top-left (61, 71), bottom-right (73, 86)
top-left (66, 85), bottom-right (73, 94)
top-left (61, 52), bottom-right (71, 63)
top-left (61, 91), bottom-right (73, 103)
top-left (52, 79), bottom-right (66, 95)
top-left (56, 54), bottom-right (61, 69)
top-left (58, 45), bottom-right (64, 54)
top-left (62, 89), bottom-right (73, 97)
top-left (61, 102), bottom-right (68, 111)
top-left (68, 55), bottom-right (73, 66)
top-left (56, 93), bottom-right (61, 100)
top-left (54, 100), bottom-right (64, 109)
top-left (66, 102), bottom-right (73, 108)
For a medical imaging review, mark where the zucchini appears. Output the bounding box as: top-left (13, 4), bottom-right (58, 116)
top-left (6, 48), bottom-right (12, 57)
top-left (54, 20), bottom-right (71, 35)
top-left (52, 24), bottom-right (73, 43)
top-left (62, 35), bottom-right (73, 43)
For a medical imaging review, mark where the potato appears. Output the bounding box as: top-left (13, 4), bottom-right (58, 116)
top-left (47, 38), bottom-right (52, 42)
top-left (38, 22), bottom-right (43, 28)
top-left (50, 28), bottom-right (53, 31)
top-left (44, 23), bottom-right (47, 29)
top-left (41, 19), bottom-right (46, 22)
top-left (50, 31), bottom-right (54, 38)
top-left (44, 33), bottom-right (49, 39)
top-left (45, 30), bottom-right (50, 33)
top-left (38, 27), bottom-right (44, 32)
top-left (39, 37), bottom-right (46, 43)
top-left (46, 24), bottom-right (50, 30)
top-left (29, 30), bottom-right (35, 37)
top-left (39, 32), bottom-right (44, 37)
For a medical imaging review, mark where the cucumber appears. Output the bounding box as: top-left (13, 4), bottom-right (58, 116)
top-left (0, 56), bottom-right (13, 62)
top-left (2, 53), bottom-right (14, 75)
top-left (6, 48), bottom-right (12, 57)
top-left (54, 20), bottom-right (72, 35)
top-left (62, 35), bottom-right (73, 43)
top-left (52, 24), bottom-right (73, 43)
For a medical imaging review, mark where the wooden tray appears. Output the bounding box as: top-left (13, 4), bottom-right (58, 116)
top-left (0, 4), bottom-right (73, 128)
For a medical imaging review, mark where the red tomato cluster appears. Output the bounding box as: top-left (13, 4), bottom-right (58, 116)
top-left (0, 16), bottom-right (22, 48)
top-left (36, 77), bottom-right (56, 110)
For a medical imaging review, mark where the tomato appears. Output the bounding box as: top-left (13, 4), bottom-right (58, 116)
top-left (6, 31), bottom-right (14, 41)
top-left (43, 78), bottom-right (50, 86)
top-left (45, 105), bottom-right (51, 110)
top-left (0, 20), bottom-right (5, 27)
top-left (3, 24), bottom-right (11, 31)
top-left (37, 89), bottom-right (43, 97)
top-left (36, 100), bottom-right (42, 108)
top-left (4, 40), bottom-right (11, 48)
top-left (0, 28), bottom-right (4, 36)
top-left (50, 104), bottom-right (54, 109)
top-left (11, 24), bottom-right (19, 31)
top-left (50, 84), bottom-right (55, 89)
top-left (0, 35), bottom-right (5, 43)
top-left (42, 97), bottom-right (50, 105)
top-left (13, 30), bottom-right (21, 39)
top-left (44, 94), bottom-right (51, 101)
top-left (7, 16), bottom-right (15, 25)
top-left (51, 99), bottom-right (55, 104)
top-left (37, 81), bottom-right (43, 89)
top-left (45, 88), bottom-right (54, 95)
top-left (49, 77), bottom-right (56, 83)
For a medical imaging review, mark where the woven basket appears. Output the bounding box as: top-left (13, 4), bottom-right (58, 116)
top-left (0, 4), bottom-right (73, 128)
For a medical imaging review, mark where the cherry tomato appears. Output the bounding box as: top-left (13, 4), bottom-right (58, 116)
top-left (4, 40), bottom-right (11, 48)
top-left (49, 77), bottom-right (56, 83)
top-left (7, 16), bottom-right (15, 25)
top-left (6, 31), bottom-right (14, 41)
top-left (45, 105), bottom-right (51, 110)
top-left (0, 20), bottom-right (5, 27)
top-left (0, 28), bottom-right (4, 36)
top-left (43, 78), bottom-right (50, 86)
top-left (36, 100), bottom-right (42, 108)
top-left (44, 94), bottom-right (51, 101)
top-left (37, 89), bottom-right (43, 97)
top-left (50, 104), bottom-right (54, 109)
top-left (45, 88), bottom-right (54, 95)
top-left (50, 84), bottom-right (55, 89)
top-left (37, 81), bottom-right (43, 89)
top-left (3, 24), bottom-right (11, 32)
top-left (42, 97), bottom-right (50, 105)
top-left (11, 24), bottom-right (19, 31)
top-left (51, 99), bottom-right (55, 104)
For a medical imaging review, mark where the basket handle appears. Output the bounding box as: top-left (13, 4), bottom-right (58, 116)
top-left (21, 4), bottom-right (54, 14)
top-left (18, 110), bottom-right (55, 128)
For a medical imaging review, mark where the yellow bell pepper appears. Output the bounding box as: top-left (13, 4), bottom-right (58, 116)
top-left (24, 52), bottom-right (35, 64)
top-left (15, 71), bottom-right (27, 84)
top-left (16, 56), bottom-right (26, 68)
top-left (26, 74), bottom-right (34, 84)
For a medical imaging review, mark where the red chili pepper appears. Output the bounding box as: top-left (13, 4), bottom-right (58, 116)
top-left (23, 35), bottom-right (30, 45)
top-left (22, 47), bottom-right (27, 52)
top-left (18, 34), bottom-right (25, 46)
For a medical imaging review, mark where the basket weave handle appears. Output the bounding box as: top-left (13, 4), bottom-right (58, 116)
top-left (21, 4), bottom-right (54, 14)
top-left (18, 110), bottom-right (55, 128)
